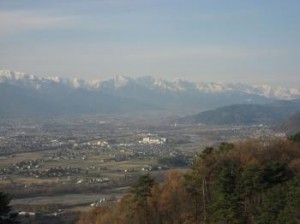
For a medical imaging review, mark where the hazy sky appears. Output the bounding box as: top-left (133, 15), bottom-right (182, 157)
top-left (0, 0), bottom-right (299, 86)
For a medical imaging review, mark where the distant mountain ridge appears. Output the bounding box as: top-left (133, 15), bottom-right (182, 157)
top-left (0, 70), bottom-right (300, 117)
top-left (1, 70), bottom-right (300, 100)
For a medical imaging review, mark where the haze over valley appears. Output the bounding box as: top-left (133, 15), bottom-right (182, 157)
top-left (1, 70), bottom-right (300, 223)
top-left (1, 0), bottom-right (300, 223)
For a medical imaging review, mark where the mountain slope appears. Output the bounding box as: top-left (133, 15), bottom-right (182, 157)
top-left (178, 99), bottom-right (300, 125)
top-left (0, 82), bottom-right (154, 117)
top-left (277, 111), bottom-right (300, 135)
top-left (1, 70), bottom-right (300, 117)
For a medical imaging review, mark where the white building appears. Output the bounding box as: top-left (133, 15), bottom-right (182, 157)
top-left (139, 137), bottom-right (167, 144)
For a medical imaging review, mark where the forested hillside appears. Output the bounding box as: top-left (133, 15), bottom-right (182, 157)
top-left (78, 135), bottom-right (300, 224)
top-left (177, 99), bottom-right (300, 125)
top-left (278, 111), bottom-right (300, 135)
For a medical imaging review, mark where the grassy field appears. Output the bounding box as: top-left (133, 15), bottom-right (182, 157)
top-left (1, 177), bottom-right (59, 185)
top-left (44, 157), bottom-right (157, 172)
top-left (0, 152), bottom-right (43, 168)
top-left (11, 193), bottom-right (123, 206)
top-left (1, 145), bottom-right (175, 215)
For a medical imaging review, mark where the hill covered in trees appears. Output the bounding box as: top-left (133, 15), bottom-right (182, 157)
top-left (78, 135), bottom-right (300, 224)
top-left (177, 99), bottom-right (300, 125)
top-left (278, 111), bottom-right (300, 135)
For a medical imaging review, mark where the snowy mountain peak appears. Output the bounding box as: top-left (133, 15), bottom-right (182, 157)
top-left (0, 70), bottom-right (35, 81)
top-left (88, 79), bottom-right (102, 88)
top-left (113, 75), bottom-right (130, 88)
top-left (46, 76), bottom-right (63, 83)
top-left (196, 82), bottom-right (231, 93)
top-left (72, 78), bottom-right (86, 89)
top-left (0, 70), bottom-right (300, 100)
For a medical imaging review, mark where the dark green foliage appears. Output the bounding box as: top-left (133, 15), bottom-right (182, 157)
top-left (131, 173), bottom-right (155, 205)
top-left (255, 175), bottom-right (300, 224)
top-left (200, 147), bottom-right (214, 158)
top-left (0, 192), bottom-right (18, 224)
top-left (256, 185), bottom-right (287, 224)
top-left (288, 132), bottom-right (300, 142)
top-left (158, 155), bottom-right (188, 167)
top-left (183, 168), bottom-right (204, 222)
top-left (193, 140), bottom-right (300, 224)
top-left (262, 161), bottom-right (290, 187)
top-left (210, 162), bottom-right (242, 223)
top-left (0, 192), bottom-right (12, 215)
top-left (240, 164), bottom-right (262, 196)
top-left (218, 142), bottom-right (235, 152)
top-left (276, 174), bottom-right (300, 224)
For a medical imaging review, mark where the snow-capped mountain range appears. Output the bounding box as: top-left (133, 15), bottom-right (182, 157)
top-left (1, 70), bottom-right (299, 100)
top-left (0, 70), bottom-right (300, 117)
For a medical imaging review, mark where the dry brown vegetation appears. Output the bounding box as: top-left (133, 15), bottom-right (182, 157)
top-left (77, 137), bottom-right (300, 224)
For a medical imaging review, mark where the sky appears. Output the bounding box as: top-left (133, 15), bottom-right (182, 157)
top-left (0, 0), bottom-right (299, 87)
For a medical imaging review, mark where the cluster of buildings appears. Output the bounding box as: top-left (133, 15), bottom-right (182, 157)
top-left (139, 137), bottom-right (167, 144)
